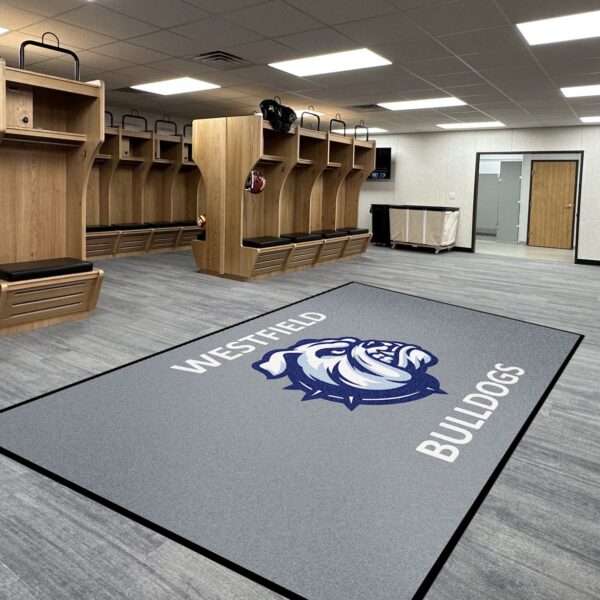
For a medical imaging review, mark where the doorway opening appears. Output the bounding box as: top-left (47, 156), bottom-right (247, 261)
top-left (473, 152), bottom-right (582, 263)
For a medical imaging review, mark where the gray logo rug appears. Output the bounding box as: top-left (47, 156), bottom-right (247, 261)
top-left (0, 283), bottom-right (583, 600)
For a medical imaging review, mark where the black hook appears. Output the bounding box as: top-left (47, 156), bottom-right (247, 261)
top-left (354, 120), bottom-right (369, 141)
top-left (122, 109), bottom-right (148, 131)
top-left (300, 105), bottom-right (321, 131)
top-left (329, 113), bottom-right (346, 136)
top-left (104, 111), bottom-right (115, 128)
top-left (19, 33), bottom-right (81, 81)
top-left (154, 115), bottom-right (178, 135)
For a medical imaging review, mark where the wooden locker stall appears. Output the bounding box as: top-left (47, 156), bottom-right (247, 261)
top-left (84, 117), bottom-right (204, 258)
top-left (0, 57), bottom-right (104, 335)
top-left (191, 115), bottom-right (374, 281)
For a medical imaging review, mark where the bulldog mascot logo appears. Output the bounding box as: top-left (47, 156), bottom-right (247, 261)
top-left (253, 337), bottom-right (445, 410)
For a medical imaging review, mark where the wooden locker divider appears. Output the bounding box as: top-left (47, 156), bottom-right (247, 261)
top-left (191, 115), bottom-right (375, 281)
top-left (0, 58), bottom-right (104, 335)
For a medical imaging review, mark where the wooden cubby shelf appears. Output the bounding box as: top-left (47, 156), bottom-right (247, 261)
top-left (191, 115), bottom-right (375, 281)
top-left (0, 59), bottom-right (105, 335)
top-left (85, 125), bottom-right (205, 258)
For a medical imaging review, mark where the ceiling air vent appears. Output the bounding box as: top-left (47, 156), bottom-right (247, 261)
top-left (113, 87), bottom-right (146, 94)
top-left (347, 104), bottom-right (385, 112)
top-left (191, 50), bottom-right (251, 69)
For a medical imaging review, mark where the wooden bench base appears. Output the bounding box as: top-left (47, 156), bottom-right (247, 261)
top-left (86, 226), bottom-right (202, 259)
top-left (192, 233), bottom-right (371, 281)
top-left (0, 269), bottom-right (104, 336)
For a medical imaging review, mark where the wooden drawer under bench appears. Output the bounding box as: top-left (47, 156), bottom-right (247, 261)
top-left (0, 269), bottom-right (104, 336)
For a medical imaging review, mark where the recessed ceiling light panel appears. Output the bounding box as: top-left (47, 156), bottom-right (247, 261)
top-left (269, 48), bottom-right (391, 77)
top-left (580, 116), bottom-right (600, 123)
top-left (517, 10), bottom-right (600, 45)
top-left (436, 121), bottom-right (505, 130)
top-left (0, 26), bottom-right (9, 36)
top-left (561, 84), bottom-right (600, 97)
top-left (131, 77), bottom-right (220, 95)
top-left (378, 97), bottom-right (465, 111)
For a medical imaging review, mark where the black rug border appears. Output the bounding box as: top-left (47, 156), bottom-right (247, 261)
top-left (0, 281), bottom-right (585, 600)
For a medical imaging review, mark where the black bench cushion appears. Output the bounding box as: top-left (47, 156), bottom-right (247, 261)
top-left (243, 236), bottom-right (290, 249)
top-left (312, 229), bottom-right (348, 239)
top-left (86, 225), bottom-right (117, 232)
top-left (0, 257), bottom-right (93, 282)
top-left (145, 221), bottom-right (179, 228)
top-left (280, 232), bottom-right (322, 243)
top-left (336, 227), bottom-right (370, 235)
top-left (174, 220), bottom-right (198, 227)
top-left (113, 223), bottom-right (152, 230)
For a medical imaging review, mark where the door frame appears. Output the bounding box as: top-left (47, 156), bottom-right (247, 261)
top-left (471, 151), bottom-right (584, 264)
top-left (526, 159), bottom-right (579, 249)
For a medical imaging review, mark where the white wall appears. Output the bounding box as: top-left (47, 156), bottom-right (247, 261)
top-left (359, 126), bottom-right (600, 261)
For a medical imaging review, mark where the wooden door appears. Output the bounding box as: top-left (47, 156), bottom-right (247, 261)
top-left (528, 161), bottom-right (577, 249)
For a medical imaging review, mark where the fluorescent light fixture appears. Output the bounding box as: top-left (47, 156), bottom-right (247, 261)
top-left (436, 121), bottom-right (505, 130)
top-left (561, 84), bottom-right (600, 97)
top-left (332, 127), bottom-right (388, 134)
top-left (0, 26), bottom-right (9, 36)
top-left (269, 48), bottom-right (391, 77)
top-left (131, 77), bottom-right (220, 95)
top-left (517, 10), bottom-right (600, 45)
top-left (378, 97), bottom-right (465, 111)
top-left (580, 116), bottom-right (600, 123)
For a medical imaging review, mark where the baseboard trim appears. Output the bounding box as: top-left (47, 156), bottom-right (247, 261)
top-left (453, 246), bottom-right (473, 253)
top-left (575, 258), bottom-right (600, 266)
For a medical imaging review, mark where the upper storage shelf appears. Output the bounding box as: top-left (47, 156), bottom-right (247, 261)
top-left (1, 63), bottom-right (104, 145)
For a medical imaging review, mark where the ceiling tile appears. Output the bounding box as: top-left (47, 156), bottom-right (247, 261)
top-left (0, 6), bottom-right (45, 30)
top-left (0, 30), bottom-right (78, 59)
top-left (275, 28), bottom-right (356, 55)
top-left (425, 71), bottom-right (486, 87)
top-left (495, 0), bottom-right (600, 23)
top-left (480, 64), bottom-right (548, 83)
top-left (0, 0), bottom-right (83, 17)
top-left (551, 72), bottom-right (600, 87)
top-left (75, 50), bottom-right (137, 73)
top-left (462, 47), bottom-right (536, 71)
top-left (183, 0), bottom-right (266, 13)
top-left (289, 0), bottom-right (397, 26)
top-left (335, 13), bottom-right (426, 45)
top-left (406, 57), bottom-right (473, 77)
top-left (225, 1), bottom-right (323, 37)
top-left (113, 64), bottom-right (173, 85)
top-left (371, 37), bottom-right (451, 64)
top-left (21, 19), bottom-right (116, 49)
top-left (128, 31), bottom-right (207, 57)
top-left (233, 65), bottom-right (322, 92)
top-left (405, 0), bottom-right (507, 35)
top-left (172, 16), bottom-right (264, 47)
top-left (56, 5), bottom-right (157, 39)
top-left (442, 83), bottom-right (501, 97)
top-left (438, 25), bottom-right (525, 55)
top-left (95, 0), bottom-right (209, 28)
top-left (227, 39), bottom-right (297, 64)
top-left (532, 38), bottom-right (600, 64)
top-left (94, 41), bottom-right (171, 64)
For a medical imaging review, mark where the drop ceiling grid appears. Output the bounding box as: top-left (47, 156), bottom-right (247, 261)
top-left (0, 0), bottom-right (596, 130)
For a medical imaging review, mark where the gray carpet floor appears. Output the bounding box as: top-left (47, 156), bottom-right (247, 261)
top-left (1, 246), bottom-right (599, 600)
